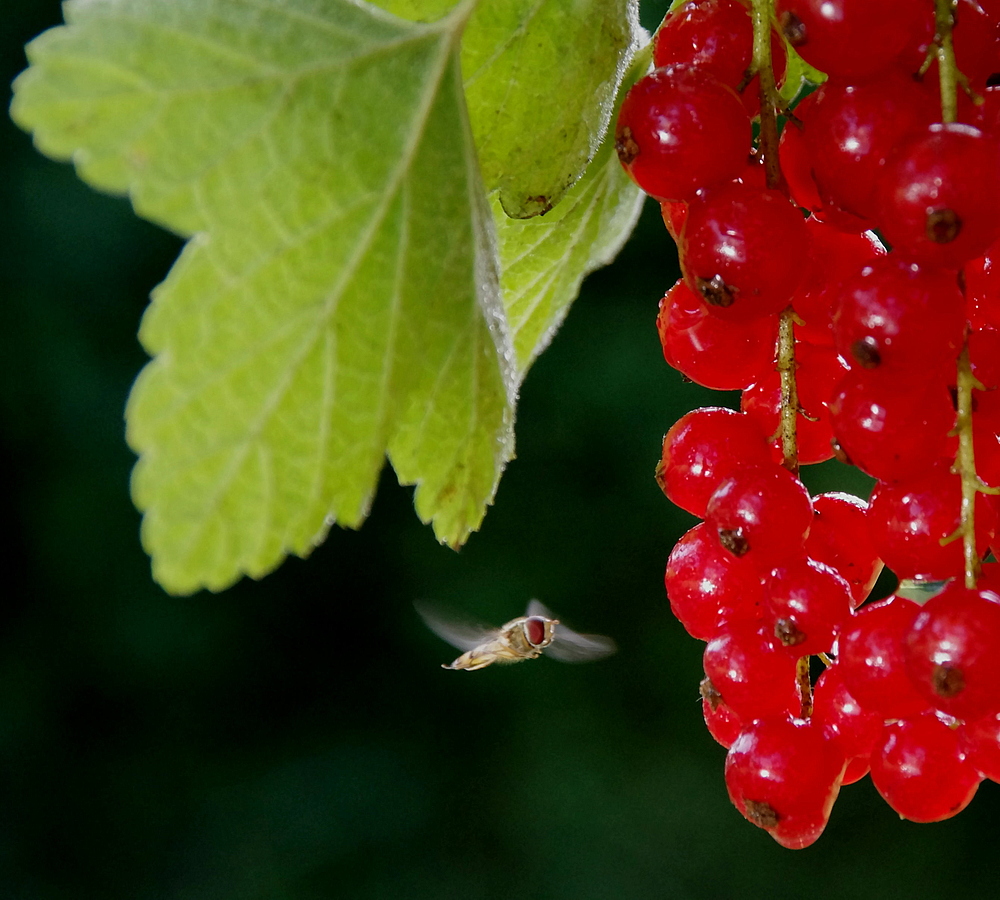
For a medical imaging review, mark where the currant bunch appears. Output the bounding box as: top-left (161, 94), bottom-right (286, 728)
top-left (619, 0), bottom-right (1000, 848)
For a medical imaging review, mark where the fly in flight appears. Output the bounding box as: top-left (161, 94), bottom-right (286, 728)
top-left (416, 599), bottom-right (616, 671)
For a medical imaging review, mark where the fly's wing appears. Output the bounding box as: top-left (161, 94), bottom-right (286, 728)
top-left (526, 599), bottom-right (555, 619)
top-left (414, 601), bottom-right (496, 652)
top-left (525, 600), bottom-right (616, 664)
top-left (545, 626), bottom-right (617, 663)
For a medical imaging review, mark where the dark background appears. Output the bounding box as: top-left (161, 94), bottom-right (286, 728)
top-left (3, 2), bottom-right (999, 898)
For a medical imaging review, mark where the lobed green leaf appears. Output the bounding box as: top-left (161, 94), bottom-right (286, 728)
top-left (11, 0), bottom-right (643, 594)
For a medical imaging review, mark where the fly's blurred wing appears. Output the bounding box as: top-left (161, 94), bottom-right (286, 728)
top-left (545, 627), bottom-right (617, 663)
top-left (526, 599), bottom-right (555, 619)
top-left (414, 601), bottom-right (496, 652)
top-left (525, 599), bottom-right (616, 663)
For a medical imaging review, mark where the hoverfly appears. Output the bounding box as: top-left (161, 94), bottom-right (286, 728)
top-left (416, 599), bottom-right (616, 671)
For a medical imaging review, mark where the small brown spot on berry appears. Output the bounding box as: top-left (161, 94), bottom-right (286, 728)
top-left (932, 664), bottom-right (965, 698)
top-left (745, 799), bottom-right (781, 829)
top-left (775, 618), bottom-right (806, 647)
top-left (926, 208), bottom-right (962, 244)
top-left (697, 273), bottom-right (737, 308)
top-left (851, 336), bottom-right (882, 369)
top-left (719, 527), bottom-right (750, 558)
top-left (779, 11), bottom-right (806, 46)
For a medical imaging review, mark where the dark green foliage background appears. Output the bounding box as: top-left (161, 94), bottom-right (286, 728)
top-left (3, 2), bottom-right (999, 897)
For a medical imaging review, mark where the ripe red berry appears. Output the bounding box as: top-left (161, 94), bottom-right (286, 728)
top-left (828, 372), bottom-right (954, 483)
top-left (960, 713), bottom-right (1000, 781)
top-left (680, 181), bottom-right (812, 320)
top-left (705, 464), bottom-right (813, 568)
top-left (615, 65), bottom-right (751, 201)
top-left (725, 715), bottom-right (846, 849)
top-left (775, 0), bottom-right (924, 79)
top-left (656, 279), bottom-right (779, 390)
top-left (790, 219), bottom-right (885, 345)
top-left (804, 492), bottom-right (883, 606)
top-left (831, 257), bottom-right (966, 381)
top-left (877, 124), bottom-right (1000, 270)
top-left (838, 596), bottom-right (931, 720)
top-left (657, 407), bottom-right (773, 517)
top-left (741, 342), bottom-right (847, 465)
top-left (792, 71), bottom-right (935, 222)
top-left (701, 677), bottom-right (744, 748)
top-left (665, 522), bottom-right (766, 640)
top-left (654, 0), bottom-right (787, 116)
top-left (905, 582), bottom-right (1000, 720)
top-left (868, 463), bottom-right (998, 581)
top-left (703, 620), bottom-right (801, 720)
top-left (871, 713), bottom-right (982, 823)
top-left (764, 558), bottom-right (853, 656)
top-left (813, 664), bottom-right (883, 762)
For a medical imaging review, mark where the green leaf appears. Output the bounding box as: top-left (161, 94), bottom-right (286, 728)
top-left (779, 40), bottom-right (827, 105)
top-left (377, 0), bottom-right (642, 219)
top-left (12, 0), bottom-right (516, 594)
top-left (494, 68), bottom-right (646, 375)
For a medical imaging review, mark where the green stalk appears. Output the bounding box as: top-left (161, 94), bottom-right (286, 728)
top-left (935, 0), bottom-right (959, 124)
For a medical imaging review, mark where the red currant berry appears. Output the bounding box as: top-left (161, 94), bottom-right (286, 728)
top-left (878, 124), bottom-right (1000, 270)
top-left (701, 676), bottom-right (744, 748)
top-left (868, 463), bottom-right (997, 582)
top-left (791, 219), bottom-right (885, 345)
top-left (615, 65), bottom-right (752, 201)
top-left (665, 522), bottom-right (766, 640)
top-left (705, 464), bottom-right (813, 568)
top-left (828, 372), bottom-right (953, 483)
top-left (764, 557), bottom-right (853, 655)
top-left (838, 596), bottom-right (931, 720)
top-left (656, 279), bottom-right (778, 390)
top-left (742, 342), bottom-right (848, 465)
top-left (794, 72), bottom-right (935, 222)
top-left (831, 257), bottom-right (966, 381)
top-left (905, 582), bottom-right (1000, 720)
top-left (813, 663), bottom-right (883, 762)
top-left (703, 620), bottom-right (801, 720)
top-left (657, 407), bottom-right (772, 517)
top-left (804, 492), bottom-right (883, 606)
top-left (725, 715), bottom-right (846, 849)
top-left (871, 712), bottom-right (982, 822)
top-left (679, 181), bottom-right (812, 321)
top-left (654, 0), bottom-right (787, 116)
top-left (960, 713), bottom-right (1000, 781)
top-left (775, 0), bottom-right (924, 79)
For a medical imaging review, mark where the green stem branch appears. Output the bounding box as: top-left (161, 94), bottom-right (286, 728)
top-left (935, 0), bottom-right (959, 124)
top-left (750, 0), bottom-right (782, 190)
top-left (954, 343), bottom-right (982, 589)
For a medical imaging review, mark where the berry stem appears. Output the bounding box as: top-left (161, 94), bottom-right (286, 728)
top-left (750, 0), bottom-right (800, 475)
top-left (795, 655), bottom-right (813, 718)
top-left (935, 0), bottom-right (959, 124)
top-left (954, 341), bottom-right (983, 588)
top-left (750, 0), bottom-right (782, 191)
top-left (777, 306), bottom-right (800, 475)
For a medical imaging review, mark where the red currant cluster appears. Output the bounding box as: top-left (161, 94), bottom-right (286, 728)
top-left (616, 0), bottom-right (1000, 848)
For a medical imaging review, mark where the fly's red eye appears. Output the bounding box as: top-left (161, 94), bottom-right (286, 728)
top-left (525, 617), bottom-right (547, 647)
